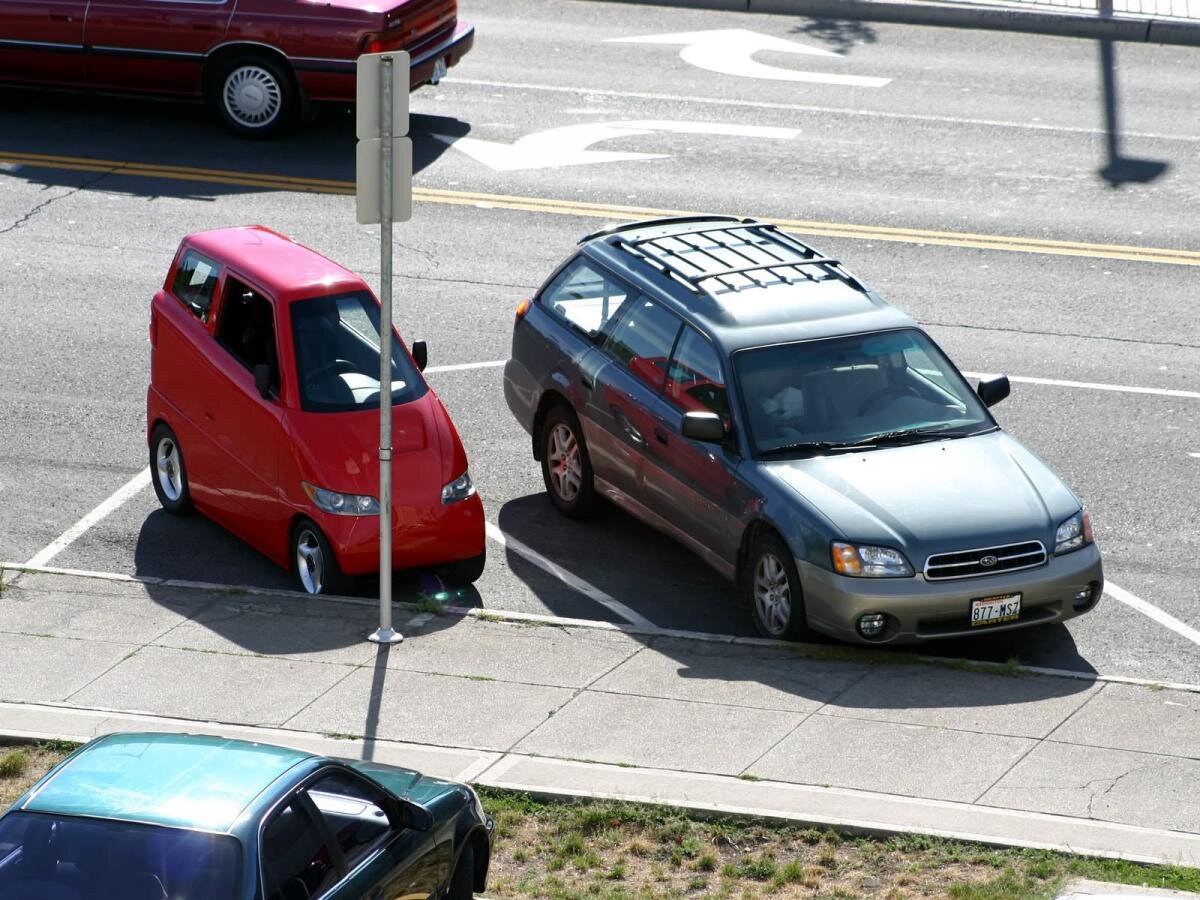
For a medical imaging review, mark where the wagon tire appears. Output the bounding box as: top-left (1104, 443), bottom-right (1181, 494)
top-left (150, 423), bottom-right (193, 515)
top-left (291, 519), bottom-right (349, 596)
top-left (209, 53), bottom-right (298, 138)
top-left (742, 531), bottom-right (814, 642)
top-left (539, 405), bottom-right (599, 518)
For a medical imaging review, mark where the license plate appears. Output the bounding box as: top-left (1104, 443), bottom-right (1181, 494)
top-left (970, 593), bottom-right (1021, 627)
top-left (432, 57), bottom-right (448, 82)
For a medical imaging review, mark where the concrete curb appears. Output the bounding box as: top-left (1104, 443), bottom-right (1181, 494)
top-left (6, 561), bottom-right (1200, 695)
top-left (594, 0), bottom-right (1200, 46)
top-left (3, 701), bottom-right (1199, 867)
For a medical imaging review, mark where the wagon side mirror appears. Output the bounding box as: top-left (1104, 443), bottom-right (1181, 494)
top-left (681, 411), bottom-right (726, 443)
top-left (253, 363), bottom-right (274, 400)
top-left (976, 375), bottom-right (1010, 408)
top-left (411, 340), bottom-right (427, 372)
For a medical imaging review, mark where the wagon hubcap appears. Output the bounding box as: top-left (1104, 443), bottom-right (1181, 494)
top-left (753, 552), bottom-right (791, 636)
top-left (296, 530), bottom-right (324, 594)
top-left (224, 66), bottom-right (281, 126)
top-left (547, 424), bottom-right (582, 502)
top-left (155, 439), bottom-right (183, 502)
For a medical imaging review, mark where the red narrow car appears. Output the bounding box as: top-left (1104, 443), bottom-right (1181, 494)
top-left (0, 0), bottom-right (473, 136)
top-left (147, 225), bottom-right (485, 594)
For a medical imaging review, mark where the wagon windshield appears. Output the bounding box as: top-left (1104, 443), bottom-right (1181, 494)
top-left (734, 328), bottom-right (992, 456)
top-left (291, 290), bottom-right (427, 413)
top-left (0, 811), bottom-right (241, 899)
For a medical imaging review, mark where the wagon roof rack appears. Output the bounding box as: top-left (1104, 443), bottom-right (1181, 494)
top-left (578, 215), bottom-right (751, 245)
top-left (607, 218), bottom-right (864, 299)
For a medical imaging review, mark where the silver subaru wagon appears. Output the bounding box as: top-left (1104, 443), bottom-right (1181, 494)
top-left (503, 216), bottom-right (1103, 644)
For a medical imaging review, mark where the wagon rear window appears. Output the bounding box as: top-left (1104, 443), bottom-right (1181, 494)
top-left (171, 250), bottom-right (221, 320)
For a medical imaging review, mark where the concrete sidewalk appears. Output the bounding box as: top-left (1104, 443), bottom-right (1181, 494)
top-left (2, 566), bottom-right (1199, 867)
top-left (604, 0), bottom-right (1200, 45)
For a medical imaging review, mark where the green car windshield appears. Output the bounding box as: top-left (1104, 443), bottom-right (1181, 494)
top-left (733, 328), bottom-right (993, 455)
top-left (0, 811), bottom-right (241, 898)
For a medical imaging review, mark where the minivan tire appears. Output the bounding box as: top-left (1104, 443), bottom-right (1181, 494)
top-left (150, 423), bottom-right (194, 515)
top-left (539, 405), bottom-right (599, 518)
top-left (743, 531), bottom-right (814, 641)
top-left (291, 519), bottom-right (348, 596)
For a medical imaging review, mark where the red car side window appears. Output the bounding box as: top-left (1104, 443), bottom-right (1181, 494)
top-left (171, 250), bottom-right (221, 322)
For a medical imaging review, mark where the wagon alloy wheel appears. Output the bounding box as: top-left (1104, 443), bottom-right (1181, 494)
top-left (291, 520), bottom-right (348, 596)
top-left (149, 424), bottom-right (192, 514)
top-left (743, 532), bottom-right (812, 641)
top-left (539, 406), bottom-right (599, 518)
top-left (223, 65), bottom-right (282, 128)
top-left (547, 423), bottom-right (582, 502)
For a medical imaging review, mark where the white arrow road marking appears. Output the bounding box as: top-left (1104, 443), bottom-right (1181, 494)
top-left (607, 29), bottom-right (891, 87)
top-left (435, 120), bottom-right (800, 172)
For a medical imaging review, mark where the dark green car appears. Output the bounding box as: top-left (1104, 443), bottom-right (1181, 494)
top-left (0, 732), bottom-right (492, 899)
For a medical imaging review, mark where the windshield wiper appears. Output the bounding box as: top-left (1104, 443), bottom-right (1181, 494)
top-left (860, 426), bottom-right (956, 445)
top-left (759, 439), bottom-right (875, 457)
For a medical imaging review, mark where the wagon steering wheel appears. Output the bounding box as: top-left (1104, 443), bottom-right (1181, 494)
top-left (857, 388), bottom-right (897, 416)
top-left (304, 358), bottom-right (358, 385)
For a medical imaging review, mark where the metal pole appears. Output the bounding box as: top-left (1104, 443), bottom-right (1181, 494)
top-left (369, 54), bottom-right (402, 645)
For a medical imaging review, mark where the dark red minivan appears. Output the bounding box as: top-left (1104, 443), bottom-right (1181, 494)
top-left (0, 0), bottom-right (473, 135)
top-left (147, 225), bottom-right (485, 594)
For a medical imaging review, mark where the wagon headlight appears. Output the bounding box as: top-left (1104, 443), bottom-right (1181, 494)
top-left (302, 482), bottom-right (379, 516)
top-left (831, 542), bottom-right (914, 577)
top-left (441, 470), bottom-right (476, 504)
top-left (1054, 509), bottom-right (1093, 554)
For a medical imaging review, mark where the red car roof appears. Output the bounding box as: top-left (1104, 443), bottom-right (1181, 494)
top-left (184, 225), bottom-right (367, 303)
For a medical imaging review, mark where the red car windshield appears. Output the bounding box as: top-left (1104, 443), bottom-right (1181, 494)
top-left (0, 811), bottom-right (241, 899)
top-left (291, 291), bottom-right (427, 413)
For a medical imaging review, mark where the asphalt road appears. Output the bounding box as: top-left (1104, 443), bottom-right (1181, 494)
top-left (0, 0), bottom-right (1197, 683)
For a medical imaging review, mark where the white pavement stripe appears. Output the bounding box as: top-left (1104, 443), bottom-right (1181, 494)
top-left (1105, 581), bottom-right (1200, 649)
top-left (444, 78), bottom-right (1200, 144)
top-left (25, 469), bottom-right (151, 568)
top-left (484, 521), bottom-right (656, 628)
top-left (425, 358), bottom-right (1199, 400)
top-left (424, 360), bottom-right (506, 374)
top-left (962, 371), bottom-right (1200, 400)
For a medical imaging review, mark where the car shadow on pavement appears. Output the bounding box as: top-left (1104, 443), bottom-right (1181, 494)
top-left (132, 509), bottom-right (475, 656)
top-left (0, 85), bottom-right (470, 195)
top-left (789, 18), bottom-right (879, 54)
top-left (494, 494), bottom-right (1097, 709)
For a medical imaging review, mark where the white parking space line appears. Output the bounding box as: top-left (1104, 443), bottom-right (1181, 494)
top-left (445, 78), bottom-right (1200, 144)
top-left (1105, 581), bottom-right (1200, 649)
top-left (25, 469), bottom-right (151, 568)
top-left (962, 372), bottom-right (1200, 400)
top-left (484, 522), bottom-right (656, 629)
top-left (424, 360), bottom-right (506, 374)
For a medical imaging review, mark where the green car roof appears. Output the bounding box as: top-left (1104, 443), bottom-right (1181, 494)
top-left (22, 732), bottom-right (311, 832)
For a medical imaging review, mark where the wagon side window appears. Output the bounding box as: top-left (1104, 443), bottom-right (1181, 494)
top-left (539, 258), bottom-right (635, 339)
top-left (170, 250), bottom-right (221, 321)
top-left (216, 277), bottom-right (279, 393)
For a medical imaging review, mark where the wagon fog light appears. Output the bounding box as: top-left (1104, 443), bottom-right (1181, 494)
top-left (1073, 581), bottom-right (1101, 611)
top-left (302, 482), bottom-right (379, 516)
top-left (441, 470), bottom-right (476, 504)
top-left (832, 542), bottom-right (914, 577)
top-left (857, 613), bottom-right (888, 639)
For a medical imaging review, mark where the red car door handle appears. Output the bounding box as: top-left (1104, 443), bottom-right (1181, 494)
top-left (50, 13), bottom-right (73, 20)
top-left (654, 428), bottom-right (669, 446)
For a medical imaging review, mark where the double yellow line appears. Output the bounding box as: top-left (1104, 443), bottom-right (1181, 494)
top-left (3, 150), bottom-right (1198, 267)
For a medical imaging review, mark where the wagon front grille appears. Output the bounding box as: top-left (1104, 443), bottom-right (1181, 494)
top-left (923, 541), bottom-right (1047, 580)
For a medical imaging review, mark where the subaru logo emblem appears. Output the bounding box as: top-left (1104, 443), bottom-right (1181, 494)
top-left (980, 555), bottom-right (998, 567)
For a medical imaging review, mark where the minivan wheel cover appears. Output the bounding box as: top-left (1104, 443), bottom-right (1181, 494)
top-left (155, 438), bottom-right (183, 502)
top-left (547, 423), bottom-right (582, 502)
top-left (296, 529), bottom-right (324, 594)
top-left (223, 65), bottom-right (281, 127)
top-left (753, 552), bottom-right (791, 636)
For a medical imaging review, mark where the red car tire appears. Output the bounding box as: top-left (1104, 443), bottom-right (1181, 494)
top-left (209, 53), bottom-right (298, 138)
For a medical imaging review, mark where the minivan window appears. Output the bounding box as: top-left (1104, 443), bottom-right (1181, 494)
top-left (171, 250), bottom-right (221, 320)
top-left (291, 291), bottom-right (427, 413)
top-left (602, 297), bottom-right (682, 393)
top-left (540, 258), bottom-right (634, 337)
top-left (734, 329), bottom-right (991, 454)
